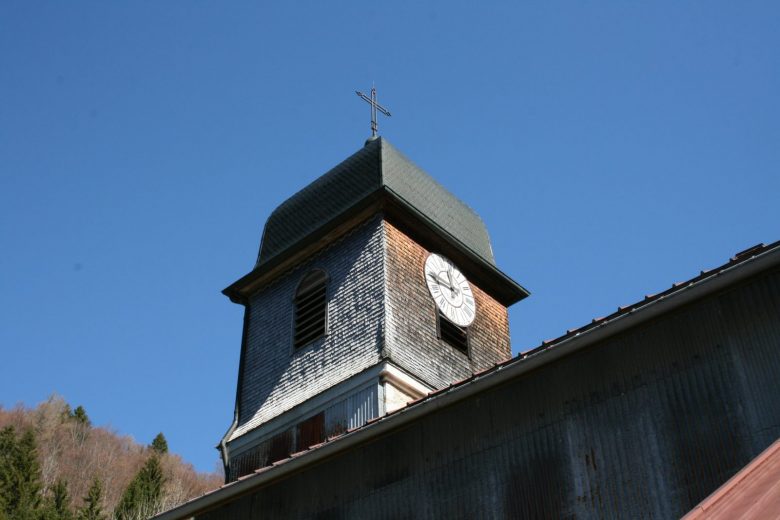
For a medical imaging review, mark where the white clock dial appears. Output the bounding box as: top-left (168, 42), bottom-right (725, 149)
top-left (424, 253), bottom-right (476, 327)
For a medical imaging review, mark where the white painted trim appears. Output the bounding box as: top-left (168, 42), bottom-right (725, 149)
top-left (380, 363), bottom-right (432, 399)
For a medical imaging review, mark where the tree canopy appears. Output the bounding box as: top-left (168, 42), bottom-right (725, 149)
top-left (0, 396), bottom-right (222, 519)
top-left (0, 426), bottom-right (42, 520)
top-left (115, 455), bottom-right (166, 520)
top-left (150, 433), bottom-right (168, 455)
top-left (77, 478), bottom-right (105, 520)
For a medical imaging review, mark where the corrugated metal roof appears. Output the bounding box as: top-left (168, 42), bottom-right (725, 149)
top-left (683, 438), bottom-right (780, 519)
top-left (256, 137), bottom-right (495, 268)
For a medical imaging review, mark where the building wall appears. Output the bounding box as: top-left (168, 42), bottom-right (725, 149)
top-left (384, 220), bottom-right (511, 388)
top-left (202, 267), bottom-right (780, 519)
top-left (232, 216), bottom-right (385, 440)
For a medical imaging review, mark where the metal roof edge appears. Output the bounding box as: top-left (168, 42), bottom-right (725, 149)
top-left (524, 240), bottom-right (780, 357)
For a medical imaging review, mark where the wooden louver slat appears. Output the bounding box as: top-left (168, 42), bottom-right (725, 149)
top-left (295, 289), bottom-right (326, 313)
top-left (439, 313), bottom-right (469, 354)
top-left (295, 326), bottom-right (325, 347)
top-left (295, 312), bottom-right (326, 338)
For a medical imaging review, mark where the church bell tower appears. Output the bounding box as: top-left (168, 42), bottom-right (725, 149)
top-left (219, 137), bottom-right (528, 481)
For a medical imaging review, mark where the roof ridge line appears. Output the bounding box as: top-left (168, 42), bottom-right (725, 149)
top-left (378, 136), bottom-right (385, 186)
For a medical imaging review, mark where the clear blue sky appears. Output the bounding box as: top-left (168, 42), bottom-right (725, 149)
top-left (1, 2), bottom-right (778, 474)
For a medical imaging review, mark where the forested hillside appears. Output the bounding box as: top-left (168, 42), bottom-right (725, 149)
top-left (0, 396), bottom-right (222, 519)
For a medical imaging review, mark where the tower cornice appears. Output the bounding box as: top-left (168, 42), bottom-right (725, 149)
top-left (222, 191), bottom-right (529, 306)
top-left (223, 138), bottom-right (529, 306)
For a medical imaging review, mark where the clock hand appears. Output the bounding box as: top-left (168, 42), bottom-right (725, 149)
top-left (446, 269), bottom-right (457, 297)
top-left (430, 273), bottom-right (459, 294)
top-left (430, 273), bottom-right (453, 290)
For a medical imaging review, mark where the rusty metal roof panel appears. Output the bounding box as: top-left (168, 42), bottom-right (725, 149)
top-left (683, 439), bottom-right (780, 519)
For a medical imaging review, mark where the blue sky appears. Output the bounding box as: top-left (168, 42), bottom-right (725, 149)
top-left (1, 2), bottom-right (778, 474)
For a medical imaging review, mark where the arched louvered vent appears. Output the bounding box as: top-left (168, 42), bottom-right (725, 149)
top-left (294, 270), bottom-right (328, 348)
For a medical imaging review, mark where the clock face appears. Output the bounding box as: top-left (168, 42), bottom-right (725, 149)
top-left (424, 253), bottom-right (476, 327)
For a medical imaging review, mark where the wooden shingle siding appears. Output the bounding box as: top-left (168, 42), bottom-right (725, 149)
top-left (384, 219), bottom-right (511, 387)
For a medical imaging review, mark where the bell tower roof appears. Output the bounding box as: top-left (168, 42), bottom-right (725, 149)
top-left (224, 137), bottom-right (528, 306)
top-left (257, 137), bottom-right (495, 268)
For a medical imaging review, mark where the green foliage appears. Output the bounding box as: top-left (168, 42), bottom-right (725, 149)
top-left (114, 456), bottom-right (165, 520)
top-left (76, 478), bottom-right (104, 520)
top-left (150, 433), bottom-right (168, 455)
top-left (0, 427), bottom-right (13, 517)
top-left (70, 407), bottom-right (90, 427)
top-left (0, 426), bottom-right (43, 520)
top-left (43, 479), bottom-right (73, 520)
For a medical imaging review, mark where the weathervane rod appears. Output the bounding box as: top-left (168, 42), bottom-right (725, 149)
top-left (356, 86), bottom-right (391, 138)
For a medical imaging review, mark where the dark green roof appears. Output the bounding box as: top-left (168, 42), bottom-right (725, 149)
top-left (256, 137), bottom-right (496, 268)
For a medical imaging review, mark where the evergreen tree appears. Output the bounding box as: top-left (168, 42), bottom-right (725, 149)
top-left (114, 456), bottom-right (165, 520)
top-left (0, 426), bottom-right (42, 520)
top-left (16, 429), bottom-right (42, 519)
top-left (0, 426), bottom-right (16, 520)
top-left (43, 479), bottom-right (73, 520)
top-left (0, 426), bottom-right (14, 518)
top-left (150, 433), bottom-right (168, 455)
top-left (70, 406), bottom-right (90, 427)
top-left (77, 478), bottom-right (104, 520)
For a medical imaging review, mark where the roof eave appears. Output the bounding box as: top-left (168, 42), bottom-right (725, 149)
top-left (381, 186), bottom-right (529, 306)
top-left (222, 191), bottom-right (383, 303)
top-left (222, 188), bottom-right (529, 306)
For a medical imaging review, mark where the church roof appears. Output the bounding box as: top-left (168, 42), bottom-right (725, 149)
top-left (156, 239), bottom-right (780, 520)
top-left (256, 137), bottom-right (495, 268)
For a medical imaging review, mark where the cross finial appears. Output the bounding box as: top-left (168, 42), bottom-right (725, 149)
top-left (355, 86), bottom-right (391, 139)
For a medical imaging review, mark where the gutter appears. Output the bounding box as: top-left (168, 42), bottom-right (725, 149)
top-left (216, 301), bottom-right (250, 481)
top-left (155, 243), bottom-right (780, 520)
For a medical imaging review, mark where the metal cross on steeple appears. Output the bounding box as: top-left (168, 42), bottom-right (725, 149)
top-left (355, 86), bottom-right (391, 139)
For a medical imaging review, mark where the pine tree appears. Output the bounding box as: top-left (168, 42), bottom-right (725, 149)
top-left (77, 478), bottom-right (104, 520)
top-left (43, 479), bottom-right (73, 520)
top-left (0, 426), bottom-right (14, 518)
top-left (70, 406), bottom-right (90, 427)
top-left (0, 426), bottom-right (42, 520)
top-left (16, 429), bottom-right (42, 519)
top-left (115, 455), bottom-right (166, 520)
top-left (150, 433), bottom-right (168, 455)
